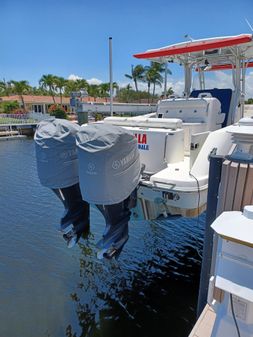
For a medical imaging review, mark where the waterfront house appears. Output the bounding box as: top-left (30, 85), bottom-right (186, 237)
top-left (0, 95), bottom-right (108, 114)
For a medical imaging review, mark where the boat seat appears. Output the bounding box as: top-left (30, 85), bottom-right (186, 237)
top-left (190, 88), bottom-right (233, 127)
top-left (157, 97), bottom-right (225, 132)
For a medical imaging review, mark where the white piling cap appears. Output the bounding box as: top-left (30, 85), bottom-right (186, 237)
top-left (211, 206), bottom-right (253, 245)
top-left (243, 205), bottom-right (253, 220)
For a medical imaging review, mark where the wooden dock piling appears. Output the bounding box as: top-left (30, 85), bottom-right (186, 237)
top-left (196, 154), bottom-right (224, 317)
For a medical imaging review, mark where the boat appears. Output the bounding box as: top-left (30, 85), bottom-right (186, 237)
top-left (34, 33), bottom-right (253, 258)
top-left (97, 34), bottom-right (253, 220)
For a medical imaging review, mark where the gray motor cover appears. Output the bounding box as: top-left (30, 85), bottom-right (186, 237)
top-left (76, 123), bottom-right (141, 205)
top-left (34, 118), bottom-right (81, 188)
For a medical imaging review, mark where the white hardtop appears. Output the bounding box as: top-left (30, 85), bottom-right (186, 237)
top-left (134, 34), bottom-right (253, 66)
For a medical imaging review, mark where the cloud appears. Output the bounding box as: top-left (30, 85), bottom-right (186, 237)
top-left (117, 81), bottom-right (132, 88)
top-left (87, 78), bottom-right (103, 85)
top-left (245, 71), bottom-right (253, 99)
top-left (171, 80), bottom-right (184, 96)
top-left (68, 74), bottom-right (83, 81)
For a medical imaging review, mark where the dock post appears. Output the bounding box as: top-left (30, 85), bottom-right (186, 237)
top-left (197, 153), bottom-right (223, 317)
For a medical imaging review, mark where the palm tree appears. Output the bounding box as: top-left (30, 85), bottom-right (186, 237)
top-left (125, 65), bottom-right (145, 92)
top-left (0, 79), bottom-right (12, 96)
top-left (64, 78), bottom-right (89, 97)
top-left (99, 83), bottom-right (110, 97)
top-left (0, 81), bottom-right (7, 96)
top-left (39, 74), bottom-right (57, 103)
top-left (125, 84), bottom-right (132, 103)
top-left (75, 79), bottom-right (89, 91)
top-left (151, 72), bottom-right (163, 100)
top-left (10, 80), bottom-right (31, 111)
top-left (87, 85), bottom-right (100, 101)
top-left (144, 62), bottom-right (172, 101)
top-left (31, 86), bottom-right (48, 96)
top-left (64, 80), bottom-right (79, 96)
top-left (144, 65), bottom-right (156, 102)
top-left (54, 76), bottom-right (67, 104)
top-left (167, 87), bottom-right (174, 97)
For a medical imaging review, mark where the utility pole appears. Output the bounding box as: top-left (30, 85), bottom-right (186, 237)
top-left (109, 37), bottom-right (113, 116)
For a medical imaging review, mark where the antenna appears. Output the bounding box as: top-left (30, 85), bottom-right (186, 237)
top-left (184, 34), bottom-right (194, 42)
top-left (245, 18), bottom-right (253, 32)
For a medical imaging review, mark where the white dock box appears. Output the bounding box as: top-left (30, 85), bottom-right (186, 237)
top-left (211, 206), bottom-right (253, 333)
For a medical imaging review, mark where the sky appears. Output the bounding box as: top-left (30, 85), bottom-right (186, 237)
top-left (1, 0), bottom-right (253, 96)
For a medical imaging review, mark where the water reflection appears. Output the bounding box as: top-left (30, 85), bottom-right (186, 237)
top-left (0, 139), bottom-right (204, 337)
top-left (68, 215), bottom-right (204, 337)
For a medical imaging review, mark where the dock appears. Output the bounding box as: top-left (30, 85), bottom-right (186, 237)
top-left (0, 113), bottom-right (40, 139)
top-left (189, 304), bottom-right (216, 337)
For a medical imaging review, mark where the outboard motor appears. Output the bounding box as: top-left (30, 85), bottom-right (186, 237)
top-left (76, 123), bottom-right (141, 259)
top-left (34, 118), bottom-right (90, 247)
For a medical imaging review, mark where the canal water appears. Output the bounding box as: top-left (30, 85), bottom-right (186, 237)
top-left (0, 139), bottom-right (205, 337)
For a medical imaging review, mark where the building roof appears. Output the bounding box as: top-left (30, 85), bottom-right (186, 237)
top-left (0, 95), bottom-right (108, 104)
top-left (0, 95), bottom-right (70, 104)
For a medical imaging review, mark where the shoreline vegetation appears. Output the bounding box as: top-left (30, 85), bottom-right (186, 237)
top-left (0, 64), bottom-right (175, 115)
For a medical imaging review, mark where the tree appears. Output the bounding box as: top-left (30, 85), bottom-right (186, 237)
top-left (54, 76), bottom-right (67, 104)
top-left (0, 101), bottom-right (19, 113)
top-left (75, 79), bottom-right (89, 91)
top-left (39, 74), bottom-right (57, 103)
top-left (144, 65), bottom-right (156, 102)
top-left (87, 85), bottom-right (100, 101)
top-left (10, 80), bottom-right (31, 111)
top-left (98, 82), bottom-right (118, 98)
top-left (125, 64), bottom-right (145, 92)
top-left (115, 87), bottom-right (153, 103)
top-left (64, 80), bottom-right (79, 96)
top-left (48, 104), bottom-right (67, 119)
top-left (31, 86), bottom-right (48, 96)
top-left (99, 83), bottom-right (110, 97)
top-left (245, 98), bottom-right (253, 104)
top-left (167, 87), bottom-right (174, 96)
top-left (0, 79), bottom-right (12, 96)
top-left (64, 78), bottom-right (89, 96)
top-left (125, 84), bottom-right (132, 103)
top-left (145, 62), bottom-right (172, 100)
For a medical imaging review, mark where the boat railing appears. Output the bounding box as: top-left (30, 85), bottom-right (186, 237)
top-left (28, 112), bottom-right (51, 121)
top-left (0, 113), bottom-right (37, 125)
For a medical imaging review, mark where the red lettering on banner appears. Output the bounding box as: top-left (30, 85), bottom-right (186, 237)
top-left (142, 134), bottom-right (147, 144)
top-left (134, 133), bottom-right (147, 144)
